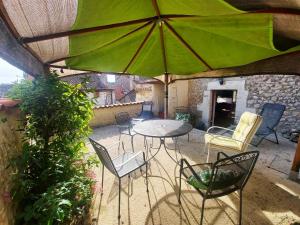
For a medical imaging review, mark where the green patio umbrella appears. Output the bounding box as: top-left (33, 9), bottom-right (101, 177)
top-left (63, 0), bottom-right (300, 77)
top-left (63, 0), bottom-right (299, 116)
top-left (1, 0), bottom-right (300, 116)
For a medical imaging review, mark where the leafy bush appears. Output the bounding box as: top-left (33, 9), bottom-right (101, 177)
top-left (6, 79), bottom-right (33, 99)
top-left (11, 73), bottom-right (97, 225)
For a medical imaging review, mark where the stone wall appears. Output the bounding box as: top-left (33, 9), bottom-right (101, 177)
top-left (188, 79), bottom-right (208, 108)
top-left (245, 75), bottom-right (300, 133)
top-left (0, 104), bottom-right (22, 225)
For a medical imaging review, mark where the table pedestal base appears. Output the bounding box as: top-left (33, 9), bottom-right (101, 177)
top-left (145, 137), bottom-right (181, 164)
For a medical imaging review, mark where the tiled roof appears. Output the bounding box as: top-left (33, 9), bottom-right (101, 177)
top-left (60, 73), bottom-right (113, 91)
top-left (133, 77), bottom-right (161, 84)
top-left (0, 98), bottom-right (21, 110)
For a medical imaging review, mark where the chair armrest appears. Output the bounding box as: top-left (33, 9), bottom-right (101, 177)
top-left (117, 124), bottom-right (135, 135)
top-left (217, 152), bottom-right (230, 160)
top-left (114, 151), bottom-right (144, 168)
top-left (207, 126), bottom-right (235, 134)
top-left (117, 124), bottom-right (131, 129)
top-left (207, 134), bottom-right (252, 148)
top-left (180, 159), bottom-right (212, 181)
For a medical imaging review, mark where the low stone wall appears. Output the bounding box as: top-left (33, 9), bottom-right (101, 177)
top-left (89, 102), bottom-right (143, 127)
top-left (0, 103), bottom-right (22, 225)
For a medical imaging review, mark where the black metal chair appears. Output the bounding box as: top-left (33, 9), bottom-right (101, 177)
top-left (89, 138), bottom-right (148, 225)
top-left (115, 112), bottom-right (136, 151)
top-left (179, 151), bottom-right (259, 225)
top-left (253, 103), bottom-right (286, 146)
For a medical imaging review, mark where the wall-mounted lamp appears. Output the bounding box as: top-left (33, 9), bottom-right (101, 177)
top-left (218, 77), bottom-right (224, 85)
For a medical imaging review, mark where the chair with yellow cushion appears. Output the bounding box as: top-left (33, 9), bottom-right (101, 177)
top-left (205, 112), bottom-right (262, 162)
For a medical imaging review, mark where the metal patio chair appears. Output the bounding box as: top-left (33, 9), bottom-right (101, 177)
top-left (179, 151), bottom-right (259, 225)
top-left (253, 103), bottom-right (286, 146)
top-left (115, 112), bottom-right (136, 151)
top-left (136, 101), bottom-right (154, 120)
top-left (205, 112), bottom-right (262, 162)
top-left (89, 138), bottom-right (148, 225)
top-left (175, 106), bottom-right (193, 141)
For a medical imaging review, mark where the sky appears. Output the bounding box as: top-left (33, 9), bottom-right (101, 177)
top-left (0, 58), bottom-right (24, 84)
top-left (107, 74), bottom-right (116, 83)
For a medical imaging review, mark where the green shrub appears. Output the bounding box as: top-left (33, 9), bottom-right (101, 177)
top-left (11, 73), bottom-right (97, 225)
top-left (6, 79), bottom-right (33, 99)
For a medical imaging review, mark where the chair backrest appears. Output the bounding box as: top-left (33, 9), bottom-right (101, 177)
top-left (175, 106), bottom-right (190, 114)
top-left (142, 101), bottom-right (153, 112)
top-left (232, 112), bottom-right (262, 150)
top-left (257, 103), bottom-right (286, 135)
top-left (89, 138), bottom-right (118, 176)
top-left (115, 112), bottom-right (131, 125)
top-left (208, 151), bottom-right (259, 195)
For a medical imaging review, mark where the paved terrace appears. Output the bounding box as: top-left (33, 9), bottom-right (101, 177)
top-left (88, 126), bottom-right (300, 225)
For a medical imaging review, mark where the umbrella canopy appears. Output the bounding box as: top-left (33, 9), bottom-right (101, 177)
top-left (1, 0), bottom-right (300, 78)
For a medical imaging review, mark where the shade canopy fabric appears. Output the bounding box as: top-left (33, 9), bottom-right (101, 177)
top-left (1, 0), bottom-right (300, 78)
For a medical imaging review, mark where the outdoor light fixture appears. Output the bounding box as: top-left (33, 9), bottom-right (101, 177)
top-left (218, 77), bottom-right (224, 85)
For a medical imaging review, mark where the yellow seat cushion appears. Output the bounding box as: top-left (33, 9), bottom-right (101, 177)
top-left (205, 112), bottom-right (262, 153)
top-left (205, 133), bottom-right (243, 151)
top-left (233, 112), bottom-right (262, 144)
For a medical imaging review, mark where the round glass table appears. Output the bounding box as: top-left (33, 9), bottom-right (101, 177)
top-left (133, 119), bottom-right (193, 163)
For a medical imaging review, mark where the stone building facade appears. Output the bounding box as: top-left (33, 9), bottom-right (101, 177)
top-left (245, 75), bottom-right (300, 133)
top-left (188, 75), bottom-right (300, 134)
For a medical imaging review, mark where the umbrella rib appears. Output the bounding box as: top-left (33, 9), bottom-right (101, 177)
top-left (164, 21), bottom-right (213, 70)
top-left (20, 15), bottom-right (195, 44)
top-left (151, 0), bottom-right (168, 73)
top-left (46, 21), bottom-right (154, 64)
top-left (21, 17), bottom-right (154, 44)
top-left (151, 0), bottom-right (161, 17)
top-left (159, 23), bottom-right (168, 74)
top-left (50, 64), bottom-right (130, 75)
top-left (123, 22), bottom-right (156, 73)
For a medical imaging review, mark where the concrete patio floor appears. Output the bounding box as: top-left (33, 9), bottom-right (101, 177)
top-left (88, 125), bottom-right (300, 225)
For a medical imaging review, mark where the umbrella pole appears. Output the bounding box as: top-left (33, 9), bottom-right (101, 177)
top-left (164, 74), bottom-right (169, 119)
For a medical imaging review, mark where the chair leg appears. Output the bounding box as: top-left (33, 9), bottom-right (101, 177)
top-left (131, 135), bottom-right (135, 152)
top-left (146, 163), bottom-right (149, 192)
top-left (206, 146), bottom-right (210, 163)
top-left (200, 198), bottom-right (206, 225)
top-left (101, 165), bottom-right (104, 195)
top-left (274, 130), bottom-right (279, 144)
top-left (118, 178), bottom-right (121, 224)
top-left (239, 190), bottom-right (243, 225)
top-left (118, 134), bottom-right (122, 151)
top-left (179, 168), bottom-right (182, 204)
